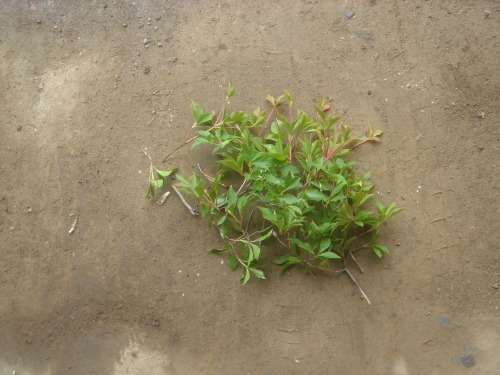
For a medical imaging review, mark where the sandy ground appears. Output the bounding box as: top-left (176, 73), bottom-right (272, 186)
top-left (0, 1), bottom-right (499, 374)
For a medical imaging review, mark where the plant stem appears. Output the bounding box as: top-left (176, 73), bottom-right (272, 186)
top-left (349, 252), bottom-right (364, 273)
top-left (162, 135), bottom-right (198, 162)
top-left (236, 179), bottom-right (248, 195)
top-left (345, 268), bottom-right (371, 305)
top-left (197, 163), bottom-right (214, 182)
top-left (305, 263), bottom-right (346, 275)
top-left (245, 209), bottom-right (255, 232)
top-left (172, 185), bottom-right (198, 216)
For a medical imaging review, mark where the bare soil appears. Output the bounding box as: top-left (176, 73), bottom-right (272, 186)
top-left (1, 1), bottom-right (498, 374)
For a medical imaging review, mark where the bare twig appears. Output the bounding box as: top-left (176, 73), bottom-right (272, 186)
top-left (156, 191), bottom-right (171, 205)
top-left (236, 179), bottom-right (248, 195)
top-left (349, 252), bottom-right (364, 273)
top-left (431, 216), bottom-right (452, 223)
top-left (141, 149), bottom-right (152, 160)
top-left (272, 231), bottom-right (289, 249)
top-left (345, 268), bottom-right (371, 305)
top-left (162, 135), bottom-right (198, 162)
top-left (68, 218), bottom-right (78, 234)
top-left (305, 263), bottom-right (346, 275)
top-left (277, 328), bottom-right (297, 333)
top-left (197, 163), bottom-right (214, 182)
top-left (390, 47), bottom-right (406, 60)
top-left (172, 185), bottom-right (198, 216)
top-left (197, 163), bottom-right (228, 188)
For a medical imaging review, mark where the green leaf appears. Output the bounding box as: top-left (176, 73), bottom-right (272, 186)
top-left (191, 101), bottom-right (203, 121)
top-left (190, 101), bottom-right (213, 124)
top-left (248, 243), bottom-right (261, 260)
top-left (156, 168), bottom-right (177, 178)
top-left (227, 252), bottom-right (238, 270)
top-left (373, 247), bottom-right (382, 258)
top-left (376, 244), bottom-right (389, 254)
top-left (236, 195), bottom-right (250, 216)
top-left (209, 247), bottom-right (228, 254)
top-left (249, 268), bottom-right (265, 279)
top-left (359, 193), bottom-right (374, 207)
top-left (304, 188), bottom-right (328, 202)
top-left (154, 178), bottom-right (164, 188)
top-left (240, 268), bottom-right (250, 284)
top-left (191, 137), bottom-right (210, 148)
top-left (197, 112), bottom-right (213, 124)
top-left (319, 238), bottom-right (331, 253)
top-left (274, 256), bottom-right (301, 265)
top-left (289, 238), bottom-right (313, 253)
top-left (319, 251), bottom-right (341, 259)
top-left (331, 194), bottom-right (345, 202)
top-left (259, 207), bottom-right (277, 223)
top-left (279, 195), bottom-right (301, 205)
top-left (331, 183), bottom-right (346, 197)
top-left (146, 183), bottom-right (155, 198)
top-left (253, 229), bottom-right (273, 243)
top-left (226, 186), bottom-right (238, 211)
top-left (218, 158), bottom-right (242, 174)
top-left (219, 222), bottom-right (229, 238)
top-left (252, 159), bottom-right (272, 171)
top-left (226, 80), bottom-right (235, 97)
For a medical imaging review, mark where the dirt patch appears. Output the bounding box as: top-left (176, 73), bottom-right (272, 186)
top-left (0, 1), bottom-right (498, 374)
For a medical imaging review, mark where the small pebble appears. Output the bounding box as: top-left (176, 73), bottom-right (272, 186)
top-left (157, 42), bottom-right (162, 47)
top-left (354, 29), bottom-right (373, 40)
top-left (346, 11), bottom-right (355, 20)
top-left (122, 23), bottom-right (128, 27)
top-left (459, 353), bottom-right (475, 368)
top-left (143, 38), bottom-right (149, 44)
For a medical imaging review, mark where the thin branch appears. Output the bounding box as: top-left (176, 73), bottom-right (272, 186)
top-left (345, 268), bottom-right (371, 305)
top-left (162, 135), bottom-right (198, 162)
top-left (245, 209), bottom-right (255, 233)
top-left (349, 252), bottom-right (364, 273)
top-left (236, 179), bottom-right (248, 195)
top-left (172, 185), bottom-right (198, 216)
top-left (197, 163), bottom-right (214, 182)
top-left (304, 263), bottom-right (346, 275)
top-left (272, 231), bottom-right (289, 249)
top-left (258, 219), bottom-right (267, 246)
top-left (141, 149), bottom-right (152, 161)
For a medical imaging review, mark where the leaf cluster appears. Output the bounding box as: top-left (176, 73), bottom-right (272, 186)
top-left (174, 85), bottom-right (402, 284)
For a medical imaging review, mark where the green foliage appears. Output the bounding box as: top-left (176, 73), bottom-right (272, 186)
top-left (146, 164), bottom-right (177, 199)
top-left (173, 84), bottom-right (403, 285)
